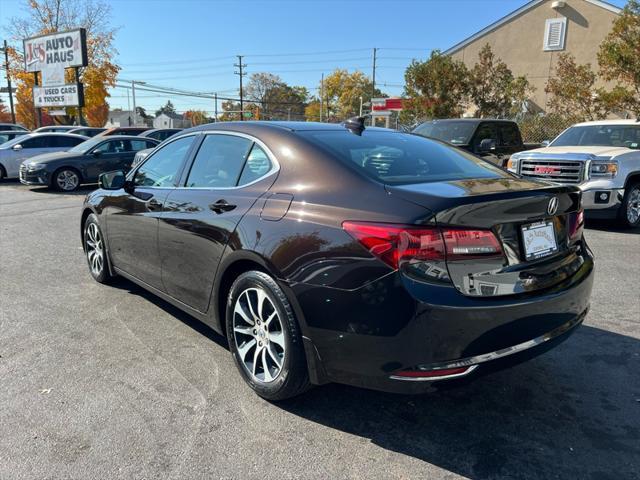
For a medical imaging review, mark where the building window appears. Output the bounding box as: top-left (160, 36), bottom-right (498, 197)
top-left (544, 17), bottom-right (567, 51)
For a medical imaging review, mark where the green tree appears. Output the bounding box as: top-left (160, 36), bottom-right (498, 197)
top-left (598, 0), bottom-right (640, 115)
top-left (245, 73), bottom-right (308, 120)
top-left (155, 100), bottom-right (176, 117)
top-left (468, 44), bottom-right (533, 118)
top-left (545, 53), bottom-right (630, 120)
top-left (402, 50), bottom-right (469, 122)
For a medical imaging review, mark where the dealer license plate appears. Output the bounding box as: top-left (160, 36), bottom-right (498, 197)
top-left (521, 221), bottom-right (558, 261)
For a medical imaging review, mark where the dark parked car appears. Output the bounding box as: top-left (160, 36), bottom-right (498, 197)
top-left (0, 123), bottom-right (29, 132)
top-left (81, 120), bottom-right (593, 400)
top-left (139, 128), bottom-right (182, 141)
top-left (100, 127), bottom-right (151, 136)
top-left (20, 135), bottom-right (159, 191)
top-left (0, 130), bottom-right (28, 145)
top-left (413, 119), bottom-right (539, 166)
top-left (68, 127), bottom-right (107, 137)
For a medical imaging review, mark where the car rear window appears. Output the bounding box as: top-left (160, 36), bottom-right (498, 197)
top-left (299, 130), bottom-right (508, 185)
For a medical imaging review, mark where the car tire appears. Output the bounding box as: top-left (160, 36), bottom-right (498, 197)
top-left (618, 182), bottom-right (640, 228)
top-left (226, 270), bottom-right (311, 401)
top-left (0, 164), bottom-right (6, 181)
top-left (83, 213), bottom-right (114, 284)
top-left (52, 167), bottom-right (81, 192)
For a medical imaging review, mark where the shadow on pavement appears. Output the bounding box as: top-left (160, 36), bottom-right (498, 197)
top-left (586, 218), bottom-right (640, 235)
top-left (108, 278), bottom-right (639, 479)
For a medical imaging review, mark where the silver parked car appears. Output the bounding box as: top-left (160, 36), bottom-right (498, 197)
top-left (0, 133), bottom-right (88, 180)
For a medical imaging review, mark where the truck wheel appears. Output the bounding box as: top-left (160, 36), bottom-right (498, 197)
top-left (619, 182), bottom-right (640, 228)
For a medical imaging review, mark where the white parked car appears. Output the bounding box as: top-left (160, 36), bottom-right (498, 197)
top-left (509, 120), bottom-right (640, 228)
top-left (0, 133), bottom-right (88, 180)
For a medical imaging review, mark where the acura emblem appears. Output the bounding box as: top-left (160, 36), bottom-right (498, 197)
top-left (547, 197), bottom-right (559, 216)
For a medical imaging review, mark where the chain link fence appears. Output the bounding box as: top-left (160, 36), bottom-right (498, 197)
top-left (515, 114), bottom-right (581, 144)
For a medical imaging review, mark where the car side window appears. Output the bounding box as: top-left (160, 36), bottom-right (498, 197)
top-left (473, 123), bottom-right (498, 149)
top-left (134, 135), bottom-right (195, 187)
top-left (185, 134), bottom-right (252, 188)
top-left (54, 136), bottom-right (84, 148)
top-left (499, 123), bottom-right (520, 147)
top-left (130, 140), bottom-right (152, 151)
top-left (20, 136), bottom-right (49, 148)
top-left (238, 144), bottom-right (273, 185)
top-left (94, 140), bottom-right (124, 153)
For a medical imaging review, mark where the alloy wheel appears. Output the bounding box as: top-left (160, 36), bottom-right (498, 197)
top-left (626, 186), bottom-right (640, 225)
top-left (232, 287), bottom-right (286, 383)
top-left (85, 223), bottom-right (104, 276)
top-left (56, 170), bottom-right (79, 191)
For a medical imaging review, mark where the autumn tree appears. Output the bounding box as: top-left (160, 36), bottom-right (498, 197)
top-left (468, 44), bottom-right (533, 118)
top-left (184, 109), bottom-right (208, 126)
top-left (402, 50), bottom-right (469, 121)
top-left (245, 73), bottom-right (308, 120)
top-left (321, 69), bottom-right (380, 121)
top-left (6, 0), bottom-right (120, 128)
top-left (0, 99), bottom-right (13, 123)
top-left (598, 0), bottom-right (640, 116)
top-left (304, 100), bottom-right (321, 121)
top-left (545, 53), bottom-right (630, 120)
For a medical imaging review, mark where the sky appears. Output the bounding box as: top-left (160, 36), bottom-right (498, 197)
top-left (0, 0), bottom-right (628, 115)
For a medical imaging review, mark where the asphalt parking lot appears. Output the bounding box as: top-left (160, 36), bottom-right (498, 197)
top-left (0, 180), bottom-right (638, 480)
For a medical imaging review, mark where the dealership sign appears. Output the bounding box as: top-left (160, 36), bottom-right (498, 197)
top-left (33, 84), bottom-right (84, 108)
top-left (371, 98), bottom-right (405, 112)
top-left (23, 29), bottom-right (88, 74)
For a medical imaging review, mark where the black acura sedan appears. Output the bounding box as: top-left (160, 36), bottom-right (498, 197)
top-left (20, 135), bottom-right (159, 191)
top-left (81, 120), bottom-right (594, 400)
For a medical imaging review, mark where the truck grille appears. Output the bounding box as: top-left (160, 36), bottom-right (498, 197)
top-left (520, 160), bottom-right (584, 184)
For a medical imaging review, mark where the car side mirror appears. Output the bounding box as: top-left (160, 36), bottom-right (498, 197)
top-left (92, 150), bottom-right (102, 157)
top-left (99, 170), bottom-right (126, 190)
top-left (12, 144), bottom-right (23, 151)
top-left (479, 138), bottom-right (496, 152)
top-left (541, 140), bottom-right (551, 147)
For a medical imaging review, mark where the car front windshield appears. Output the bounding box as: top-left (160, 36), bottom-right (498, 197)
top-left (551, 125), bottom-right (640, 148)
top-left (300, 130), bottom-right (508, 185)
top-left (68, 136), bottom-right (105, 154)
top-left (413, 121), bottom-right (477, 145)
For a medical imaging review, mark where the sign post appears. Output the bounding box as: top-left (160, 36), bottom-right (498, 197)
top-left (23, 28), bottom-right (88, 125)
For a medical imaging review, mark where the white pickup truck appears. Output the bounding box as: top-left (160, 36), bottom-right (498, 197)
top-left (508, 120), bottom-right (640, 228)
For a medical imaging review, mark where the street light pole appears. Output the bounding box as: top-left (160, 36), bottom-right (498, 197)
top-left (359, 96), bottom-right (363, 117)
top-left (131, 80), bottom-right (146, 126)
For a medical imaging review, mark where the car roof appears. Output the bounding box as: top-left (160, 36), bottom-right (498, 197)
top-left (26, 132), bottom-right (89, 138)
top-left (98, 134), bottom-right (160, 141)
top-left (418, 118), bottom-right (516, 125)
top-left (0, 130), bottom-right (27, 134)
top-left (187, 120), bottom-right (394, 134)
top-left (572, 119), bottom-right (640, 127)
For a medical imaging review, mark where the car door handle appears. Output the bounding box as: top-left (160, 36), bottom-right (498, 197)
top-left (209, 199), bottom-right (236, 214)
top-left (147, 198), bottom-right (163, 211)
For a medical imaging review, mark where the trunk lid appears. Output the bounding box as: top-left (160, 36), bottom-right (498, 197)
top-left (387, 178), bottom-right (585, 297)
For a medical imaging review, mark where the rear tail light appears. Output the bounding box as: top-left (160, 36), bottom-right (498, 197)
top-left (342, 222), bottom-right (503, 270)
top-left (568, 209), bottom-right (584, 241)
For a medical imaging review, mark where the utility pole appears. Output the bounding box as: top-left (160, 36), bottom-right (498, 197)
top-left (234, 55), bottom-right (246, 120)
top-left (131, 80), bottom-right (146, 126)
top-left (359, 96), bottom-right (363, 117)
top-left (320, 73), bottom-right (324, 122)
top-left (287, 107), bottom-right (291, 121)
top-left (371, 47), bottom-right (377, 125)
top-left (131, 81), bottom-right (137, 126)
top-left (74, 66), bottom-right (84, 126)
top-left (214, 93), bottom-right (218, 122)
top-left (2, 40), bottom-right (16, 124)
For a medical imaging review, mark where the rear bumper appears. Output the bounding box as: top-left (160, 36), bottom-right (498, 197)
top-left (289, 248), bottom-right (594, 394)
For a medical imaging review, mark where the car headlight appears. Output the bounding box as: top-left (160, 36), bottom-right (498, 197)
top-left (507, 155), bottom-right (519, 173)
top-left (590, 162), bottom-right (618, 177)
top-left (27, 163), bottom-right (47, 171)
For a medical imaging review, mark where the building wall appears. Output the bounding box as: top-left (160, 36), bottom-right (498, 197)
top-left (448, 0), bottom-right (619, 112)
